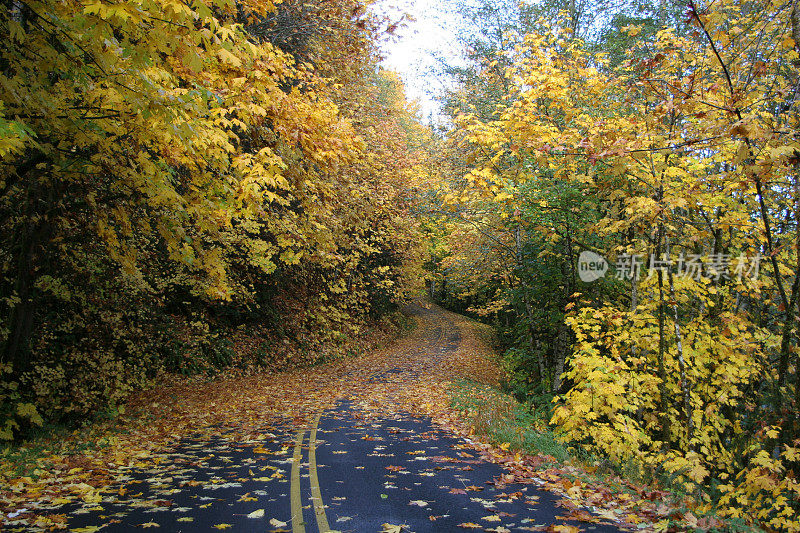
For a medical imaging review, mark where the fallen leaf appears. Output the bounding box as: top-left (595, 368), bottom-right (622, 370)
top-left (548, 526), bottom-right (580, 533)
top-left (247, 509), bottom-right (265, 519)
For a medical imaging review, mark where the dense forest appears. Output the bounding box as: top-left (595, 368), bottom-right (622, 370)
top-left (2, 0), bottom-right (800, 529)
top-left (0, 0), bottom-right (429, 431)
top-left (423, 0), bottom-right (800, 528)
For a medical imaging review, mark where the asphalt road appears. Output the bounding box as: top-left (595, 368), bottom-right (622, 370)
top-left (26, 305), bottom-right (626, 533)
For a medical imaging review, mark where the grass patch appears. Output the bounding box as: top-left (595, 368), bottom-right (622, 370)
top-left (449, 378), bottom-right (569, 463)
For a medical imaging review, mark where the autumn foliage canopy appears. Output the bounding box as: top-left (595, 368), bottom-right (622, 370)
top-left (424, 0), bottom-right (800, 528)
top-left (0, 0), bottom-right (426, 433)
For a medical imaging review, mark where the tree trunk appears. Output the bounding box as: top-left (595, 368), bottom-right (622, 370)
top-left (667, 241), bottom-right (693, 447)
top-left (514, 226), bottom-right (546, 383)
top-left (552, 324), bottom-right (569, 392)
top-left (3, 209), bottom-right (46, 369)
top-left (522, 293), bottom-right (546, 382)
top-left (777, 166), bottom-right (800, 386)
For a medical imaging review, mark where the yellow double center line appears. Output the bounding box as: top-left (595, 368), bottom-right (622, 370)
top-left (290, 429), bottom-right (306, 533)
top-left (290, 413), bottom-right (331, 533)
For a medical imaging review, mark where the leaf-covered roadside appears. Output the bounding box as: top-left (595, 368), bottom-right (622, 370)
top-left (449, 377), bottom-right (756, 532)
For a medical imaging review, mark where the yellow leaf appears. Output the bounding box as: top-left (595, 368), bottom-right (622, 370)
top-left (217, 48), bottom-right (242, 68)
top-left (16, 403), bottom-right (43, 426)
top-left (784, 446), bottom-right (799, 461)
top-left (83, 491), bottom-right (103, 504)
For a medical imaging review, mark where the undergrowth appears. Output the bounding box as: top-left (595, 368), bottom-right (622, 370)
top-left (449, 378), bottom-right (568, 462)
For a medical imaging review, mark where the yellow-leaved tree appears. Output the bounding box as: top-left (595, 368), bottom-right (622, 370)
top-left (0, 0), bottom-right (427, 434)
top-left (442, 0), bottom-right (800, 528)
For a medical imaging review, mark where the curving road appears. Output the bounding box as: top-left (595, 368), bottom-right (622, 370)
top-left (28, 303), bottom-right (627, 533)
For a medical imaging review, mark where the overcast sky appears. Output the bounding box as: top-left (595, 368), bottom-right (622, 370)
top-left (373, 0), bottom-right (465, 122)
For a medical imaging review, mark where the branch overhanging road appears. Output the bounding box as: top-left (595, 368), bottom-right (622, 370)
top-left (17, 303), bottom-right (633, 533)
